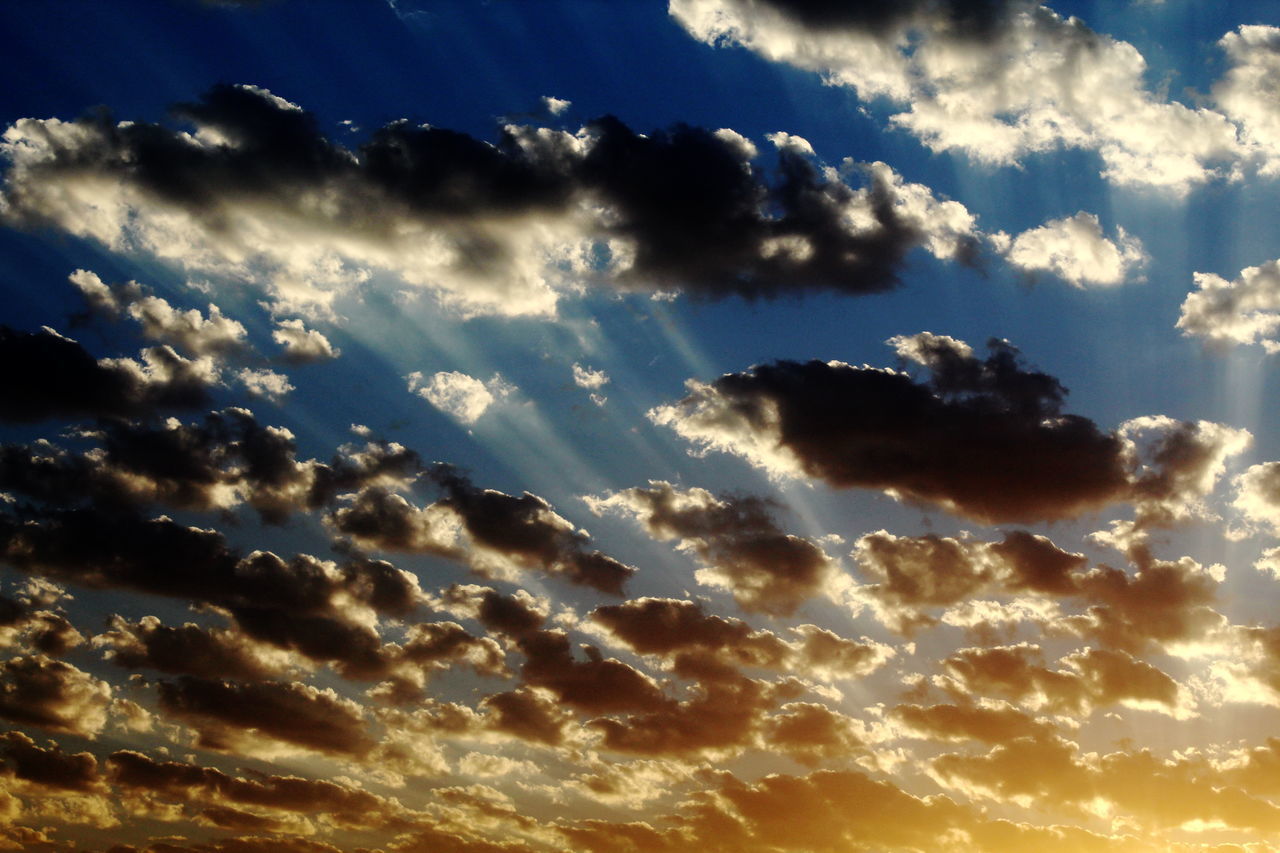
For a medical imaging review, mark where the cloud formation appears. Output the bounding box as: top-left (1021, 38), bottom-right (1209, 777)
top-left (587, 481), bottom-right (839, 614)
top-left (651, 334), bottom-right (1131, 523)
top-left (0, 85), bottom-right (985, 318)
top-left (992, 212), bottom-right (1147, 287)
top-left (671, 0), bottom-right (1246, 190)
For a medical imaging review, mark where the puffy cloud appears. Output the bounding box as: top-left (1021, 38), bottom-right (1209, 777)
top-left (671, 0), bottom-right (1243, 191)
top-left (69, 268), bottom-right (249, 357)
top-left (429, 584), bottom-right (549, 638)
top-left (331, 468), bottom-right (634, 594)
top-left (652, 334), bottom-right (1130, 523)
top-left (271, 318), bottom-right (339, 363)
top-left (933, 734), bottom-right (1280, 835)
top-left (1214, 26), bottom-right (1280, 176)
top-left (0, 325), bottom-right (215, 423)
top-left (94, 615), bottom-right (293, 681)
top-left (851, 529), bottom-right (1088, 633)
top-left (592, 597), bottom-right (892, 681)
top-left (515, 628), bottom-right (668, 714)
top-left (0, 406), bottom-right (422, 524)
top-left (890, 701), bottom-right (1054, 744)
top-left (0, 506), bottom-right (430, 688)
top-left (571, 363), bottom-right (609, 390)
top-left (1, 85), bottom-right (985, 317)
top-left (656, 336), bottom-right (1247, 532)
top-left (236, 367), bottom-right (293, 401)
top-left (107, 750), bottom-right (406, 830)
top-left (0, 580), bottom-right (83, 656)
top-left (0, 654), bottom-right (112, 737)
top-left (156, 676), bottom-right (372, 756)
top-left (938, 643), bottom-right (1188, 717)
top-left (992, 212), bottom-right (1147, 287)
top-left (1177, 259), bottom-right (1280, 351)
top-left (759, 702), bottom-right (867, 767)
top-left (408, 370), bottom-right (513, 425)
top-left (1066, 554), bottom-right (1225, 653)
top-left (0, 731), bottom-right (100, 793)
top-left (586, 482), bottom-right (838, 615)
top-left (1232, 461), bottom-right (1280, 536)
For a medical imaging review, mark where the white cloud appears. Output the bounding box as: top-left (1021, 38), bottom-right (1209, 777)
top-left (541, 96), bottom-right (571, 115)
top-left (1232, 462), bottom-right (1280, 537)
top-left (571, 363), bottom-right (609, 390)
top-left (1178, 259), bottom-right (1280, 351)
top-left (273, 318), bottom-right (340, 362)
top-left (670, 0), bottom-right (1244, 192)
top-left (237, 367), bottom-right (294, 401)
top-left (407, 370), bottom-right (514, 424)
top-left (993, 212), bottom-right (1147, 287)
top-left (1214, 26), bottom-right (1280, 176)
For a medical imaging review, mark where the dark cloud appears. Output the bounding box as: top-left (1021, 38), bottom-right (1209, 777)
top-left (591, 670), bottom-right (803, 758)
top-left (107, 750), bottom-right (405, 829)
top-left (156, 676), bottom-right (372, 756)
top-left (592, 597), bottom-right (890, 680)
top-left (652, 334), bottom-right (1131, 524)
top-left (331, 468), bottom-right (635, 595)
top-left (0, 407), bottom-right (422, 524)
top-left (0, 326), bottom-right (213, 423)
top-left (516, 628), bottom-right (667, 714)
top-left (479, 687), bottom-right (573, 746)
top-left (0, 506), bottom-right (430, 686)
top-left (759, 702), bottom-right (865, 766)
top-left (0, 730), bottom-right (100, 793)
top-left (851, 529), bottom-right (1087, 632)
top-left (587, 482), bottom-right (834, 615)
top-left (2, 85), bottom-right (976, 314)
top-left (0, 654), bottom-right (112, 737)
top-left (890, 701), bottom-right (1053, 744)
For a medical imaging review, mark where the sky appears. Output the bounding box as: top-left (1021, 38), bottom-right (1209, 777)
top-left (11, 0), bottom-right (1280, 850)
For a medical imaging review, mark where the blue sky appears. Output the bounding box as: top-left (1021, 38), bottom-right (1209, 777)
top-left (7, 1), bottom-right (1280, 851)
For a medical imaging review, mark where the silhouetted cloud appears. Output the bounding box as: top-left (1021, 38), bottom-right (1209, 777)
top-left (1, 85), bottom-right (981, 318)
top-left (0, 325), bottom-right (215, 423)
top-left (586, 482), bottom-right (837, 614)
top-left (652, 334), bottom-right (1130, 523)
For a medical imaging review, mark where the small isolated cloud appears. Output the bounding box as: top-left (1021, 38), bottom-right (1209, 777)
top-left (571, 363), bottom-right (609, 390)
top-left (406, 370), bottom-right (514, 424)
top-left (1178, 258), bottom-right (1280, 351)
top-left (272, 318), bottom-right (340, 363)
top-left (237, 367), bottom-right (293, 401)
top-left (1214, 26), bottom-right (1280, 176)
top-left (992, 212), bottom-right (1147, 287)
top-left (542, 95), bottom-right (571, 115)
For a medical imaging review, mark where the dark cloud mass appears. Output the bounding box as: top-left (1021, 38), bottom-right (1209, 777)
top-left (1, 84), bottom-right (973, 309)
top-left (0, 407), bottom-right (422, 523)
top-left (750, 0), bottom-right (1017, 38)
top-left (0, 326), bottom-right (213, 423)
top-left (587, 482), bottom-right (833, 614)
top-left (331, 467), bottom-right (635, 594)
top-left (653, 334), bottom-right (1131, 523)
